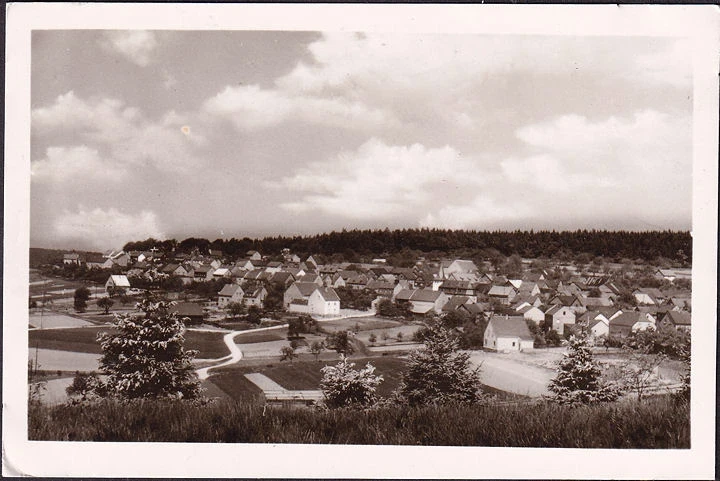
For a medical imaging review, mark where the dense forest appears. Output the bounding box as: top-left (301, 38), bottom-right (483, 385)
top-left (119, 229), bottom-right (691, 264)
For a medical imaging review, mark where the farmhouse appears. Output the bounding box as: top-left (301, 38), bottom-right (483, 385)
top-left (487, 285), bottom-right (517, 305)
top-left (287, 286), bottom-right (341, 316)
top-left (217, 284), bottom-right (245, 308)
top-left (243, 286), bottom-right (268, 308)
top-left (609, 312), bottom-right (656, 337)
top-left (544, 305), bottom-right (576, 334)
top-left (63, 253), bottom-right (82, 265)
top-left (105, 275), bottom-right (131, 294)
top-left (659, 310), bottom-right (691, 332)
top-left (483, 315), bottom-right (534, 352)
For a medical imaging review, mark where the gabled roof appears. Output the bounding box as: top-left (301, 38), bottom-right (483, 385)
top-left (488, 285), bottom-right (515, 297)
top-left (292, 282), bottom-right (321, 297)
top-left (366, 280), bottom-right (394, 290)
top-left (410, 288), bottom-right (444, 303)
top-left (489, 316), bottom-right (534, 341)
top-left (316, 287), bottom-right (340, 302)
top-left (213, 268), bottom-right (230, 276)
top-left (440, 280), bottom-right (474, 289)
top-left (162, 263), bottom-right (180, 273)
top-left (108, 275), bottom-right (131, 287)
top-left (271, 271), bottom-right (295, 284)
top-left (63, 253), bottom-right (80, 260)
top-left (266, 261), bottom-right (283, 268)
top-left (245, 287), bottom-right (266, 299)
top-left (610, 312), bottom-right (648, 327)
top-left (442, 296), bottom-right (471, 312)
top-left (663, 310), bottom-right (691, 326)
top-left (394, 289), bottom-right (416, 301)
top-left (219, 284), bottom-right (242, 297)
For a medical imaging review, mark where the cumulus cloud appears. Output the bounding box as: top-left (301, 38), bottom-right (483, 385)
top-left (101, 31), bottom-right (159, 67)
top-left (32, 91), bottom-right (205, 171)
top-left (31, 145), bottom-right (127, 183)
top-left (203, 84), bottom-right (396, 131)
top-left (54, 207), bottom-right (165, 250)
top-left (274, 138), bottom-right (488, 219)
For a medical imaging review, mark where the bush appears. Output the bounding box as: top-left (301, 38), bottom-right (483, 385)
top-left (320, 356), bottom-right (383, 409)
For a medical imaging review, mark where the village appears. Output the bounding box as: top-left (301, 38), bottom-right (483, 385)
top-left (29, 243), bottom-right (692, 406)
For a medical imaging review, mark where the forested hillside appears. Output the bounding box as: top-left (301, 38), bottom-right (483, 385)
top-left (121, 229), bottom-right (691, 264)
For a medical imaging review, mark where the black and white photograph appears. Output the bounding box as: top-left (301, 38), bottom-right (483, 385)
top-left (3, 3), bottom-right (718, 479)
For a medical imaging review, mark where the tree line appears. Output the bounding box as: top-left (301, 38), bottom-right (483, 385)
top-left (123, 228), bottom-right (691, 263)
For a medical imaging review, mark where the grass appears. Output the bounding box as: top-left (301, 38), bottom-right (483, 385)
top-left (320, 316), bottom-right (402, 333)
top-left (28, 327), bottom-right (230, 359)
top-left (28, 395), bottom-right (690, 447)
top-left (233, 330), bottom-right (287, 344)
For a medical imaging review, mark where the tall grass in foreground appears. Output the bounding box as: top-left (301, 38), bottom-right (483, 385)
top-left (29, 396), bottom-right (689, 447)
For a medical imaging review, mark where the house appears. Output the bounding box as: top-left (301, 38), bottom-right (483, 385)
top-left (284, 282), bottom-right (323, 309)
top-left (212, 267), bottom-right (232, 279)
top-left (578, 311), bottom-right (611, 339)
top-left (518, 305), bottom-right (545, 324)
top-left (442, 296), bottom-right (473, 313)
top-left (659, 310), bottom-right (691, 332)
top-left (345, 274), bottom-right (369, 290)
top-left (63, 253), bottom-right (82, 265)
top-left (170, 302), bottom-right (204, 325)
top-left (483, 315), bottom-right (534, 352)
top-left (305, 255), bottom-right (318, 268)
top-left (105, 275), bottom-right (131, 294)
top-left (487, 285), bottom-right (517, 305)
top-left (244, 286), bottom-right (268, 308)
top-left (609, 312), bottom-right (656, 337)
top-left (193, 265), bottom-right (213, 282)
top-left (654, 269), bottom-right (677, 282)
top-left (265, 261), bottom-right (284, 274)
top-left (286, 285), bottom-right (341, 316)
top-left (439, 280), bottom-right (475, 297)
top-left (269, 271), bottom-right (296, 288)
top-left (633, 289), bottom-right (662, 306)
top-left (365, 280), bottom-right (397, 298)
top-left (208, 249), bottom-right (223, 259)
top-left (548, 294), bottom-right (586, 314)
top-left (218, 284), bottom-right (245, 308)
top-left (544, 305), bottom-right (576, 334)
top-left (298, 273), bottom-right (324, 286)
top-left (246, 250), bottom-right (262, 261)
top-left (235, 259), bottom-right (255, 271)
top-left (162, 263), bottom-right (190, 278)
top-left (440, 259), bottom-right (479, 279)
top-left (408, 288), bottom-right (449, 315)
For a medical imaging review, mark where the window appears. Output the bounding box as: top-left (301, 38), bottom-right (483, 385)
top-left (512, 341), bottom-right (516, 347)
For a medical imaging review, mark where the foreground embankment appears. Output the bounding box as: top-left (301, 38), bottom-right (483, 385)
top-left (29, 396), bottom-right (689, 447)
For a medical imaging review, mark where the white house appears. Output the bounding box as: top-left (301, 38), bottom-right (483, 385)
top-left (518, 305), bottom-right (545, 324)
top-left (105, 275), bottom-right (131, 294)
top-left (243, 286), bottom-right (268, 308)
top-left (287, 286), bottom-right (340, 316)
top-left (544, 305), bottom-right (576, 334)
top-left (218, 284), bottom-right (245, 308)
top-left (483, 315), bottom-right (534, 352)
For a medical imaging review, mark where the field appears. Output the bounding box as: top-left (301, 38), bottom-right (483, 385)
top-left (29, 395), bottom-right (690, 447)
top-left (29, 327), bottom-right (230, 359)
top-left (210, 356), bottom-right (408, 400)
top-left (319, 316), bottom-right (404, 332)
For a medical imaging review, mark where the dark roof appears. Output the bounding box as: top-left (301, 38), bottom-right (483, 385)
top-left (394, 289), bottom-right (415, 301)
top-left (218, 284), bottom-right (242, 297)
top-left (610, 312), bottom-right (646, 327)
top-left (663, 310), bottom-right (691, 326)
top-left (367, 280), bottom-right (395, 290)
top-left (271, 271), bottom-right (295, 284)
top-left (170, 302), bottom-right (204, 317)
top-left (292, 282), bottom-right (321, 297)
top-left (410, 289), bottom-right (443, 303)
top-left (489, 316), bottom-right (534, 341)
top-left (316, 287), bottom-right (340, 302)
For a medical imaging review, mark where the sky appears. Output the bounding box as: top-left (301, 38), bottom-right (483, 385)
top-left (30, 30), bottom-right (693, 251)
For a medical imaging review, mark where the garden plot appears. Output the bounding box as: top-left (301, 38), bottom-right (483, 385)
top-left (29, 313), bottom-right (94, 328)
top-left (319, 316), bottom-right (401, 333)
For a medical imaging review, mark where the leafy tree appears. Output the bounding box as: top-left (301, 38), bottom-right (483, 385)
top-left (96, 297), bottom-right (114, 314)
top-left (225, 301), bottom-right (245, 320)
top-left (66, 371), bottom-right (104, 401)
top-left (547, 334), bottom-right (620, 405)
top-left (396, 324), bottom-right (482, 406)
top-left (368, 333), bottom-right (377, 345)
top-left (545, 329), bottom-right (562, 347)
top-left (246, 305), bottom-right (262, 324)
top-left (441, 310), bottom-right (467, 329)
top-left (320, 356), bottom-right (383, 409)
top-left (310, 340), bottom-right (325, 361)
top-left (74, 287), bottom-right (91, 313)
top-left (279, 344), bottom-right (297, 364)
top-left (325, 330), bottom-right (354, 355)
top-left (96, 297), bottom-right (202, 399)
top-left (396, 332), bottom-right (404, 342)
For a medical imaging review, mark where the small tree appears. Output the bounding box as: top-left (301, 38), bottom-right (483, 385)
top-left (66, 371), bottom-right (104, 401)
top-left (310, 340), bottom-right (325, 361)
top-left (620, 346), bottom-right (667, 402)
top-left (246, 305), bottom-right (262, 324)
top-left (396, 331), bottom-right (404, 342)
top-left (280, 344), bottom-right (297, 364)
top-left (320, 356), bottom-right (383, 409)
top-left (326, 330), bottom-right (354, 355)
top-left (368, 333), bottom-right (377, 345)
top-left (396, 324), bottom-right (482, 406)
top-left (548, 334), bottom-right (620, 405)
top-left (96, 297), bottom-right (114, 315)
top-left (74, 287), bottom-right (91, 313)
top-left (225, 301), bottom-right (245, 320)
top-left (97, 297), bottom-right (202, 399)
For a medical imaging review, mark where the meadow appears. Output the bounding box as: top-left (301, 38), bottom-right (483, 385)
top-left (29, 327), bottom-right (230, 359)
top-left (29, 395), bottom-right (689, 447)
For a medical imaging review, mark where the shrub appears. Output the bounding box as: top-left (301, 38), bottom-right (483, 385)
top-left (320, 356), bottom-right (383, 409)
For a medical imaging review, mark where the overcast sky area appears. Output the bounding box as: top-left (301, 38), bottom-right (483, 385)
top-left (31, 30), bottom-right (692, 251)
